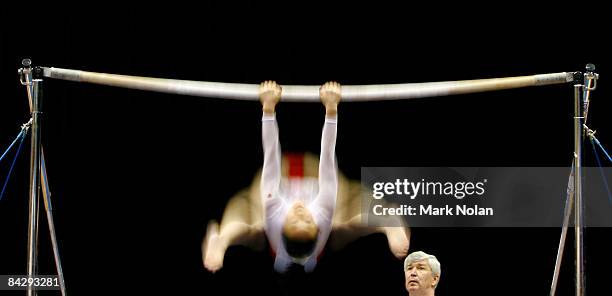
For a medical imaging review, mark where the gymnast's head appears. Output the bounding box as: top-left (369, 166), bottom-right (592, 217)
top-left (404, 251), bottom-right (441, 296)
top-left (282, 200), bottom-right (319, 259)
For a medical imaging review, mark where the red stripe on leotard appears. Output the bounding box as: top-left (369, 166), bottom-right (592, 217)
top-left (286, 152), bottom-right (304, 178)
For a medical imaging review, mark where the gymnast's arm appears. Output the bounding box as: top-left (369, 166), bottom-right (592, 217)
top-left (316, 82), bottom-right (341, 214)
top-left (260, 81), bottom-right (282, 201)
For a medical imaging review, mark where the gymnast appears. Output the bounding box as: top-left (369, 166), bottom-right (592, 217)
top-left (203, 81), bottom-right (410, 273)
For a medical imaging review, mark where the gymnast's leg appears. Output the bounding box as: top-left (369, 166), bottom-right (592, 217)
top-left (330, 181), bottom-right (411, 259)
top-left (202, 188), bottom-right (266, 272)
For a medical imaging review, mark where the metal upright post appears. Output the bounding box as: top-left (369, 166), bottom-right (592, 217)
top-left (25, 64), bottom-right (44, 296)
top-left (573, 80), bottom-right (584, 296)
top-left (19, 59), bottom-right (68, 295)
top-left (550, 64), bottom-right (598, 296)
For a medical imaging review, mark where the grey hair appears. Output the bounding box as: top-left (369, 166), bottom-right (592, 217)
top-left (404, 251), bottom-right (441, 277)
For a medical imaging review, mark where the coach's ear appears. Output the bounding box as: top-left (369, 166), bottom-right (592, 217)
top-left (432, 274), bottom-right (440, 288)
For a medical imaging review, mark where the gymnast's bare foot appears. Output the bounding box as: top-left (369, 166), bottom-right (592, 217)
top-left (384, 227), bottom-right (410, 259)
top-left (203, 220), bottom-right (226, 273)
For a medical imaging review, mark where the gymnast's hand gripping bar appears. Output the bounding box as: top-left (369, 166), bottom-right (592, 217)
top-left (43, 67), bottom-right (574, 101)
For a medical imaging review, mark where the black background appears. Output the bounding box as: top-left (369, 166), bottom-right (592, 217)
top-left (1, 2), bottom-right (610, 295)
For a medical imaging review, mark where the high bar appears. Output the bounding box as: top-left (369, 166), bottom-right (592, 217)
top-left (43, 67), bottom-right (574, 102)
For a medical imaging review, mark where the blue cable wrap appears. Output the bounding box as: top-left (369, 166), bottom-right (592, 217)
top-left (0, 130), bottom-right (28, 201)
top-left (593, 137), bottom-right (612, 163)
top-left (0, 130), bottom-right (24, 163)
top-left (590, 138), bottom-right (612, 204)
